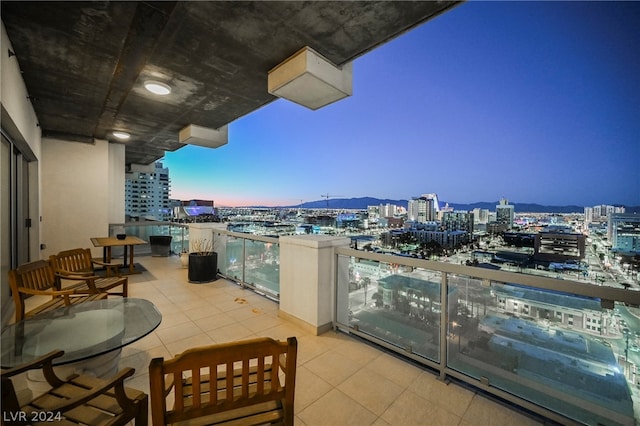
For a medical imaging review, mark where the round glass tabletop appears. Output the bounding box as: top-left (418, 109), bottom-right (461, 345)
top-left (1, 298), bottom-right (162, 368)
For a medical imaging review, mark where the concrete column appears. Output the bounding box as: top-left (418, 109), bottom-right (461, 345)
top-left (279, 235), bottom-right (350, 335)
top-left (188, 223), bottom-right (226, 253)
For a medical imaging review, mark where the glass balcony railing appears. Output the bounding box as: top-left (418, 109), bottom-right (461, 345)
top-left (213, 230), bottom-right (280, 299)
top-left (335, 248), bottom-right (640, 426)
top-left (108, 221), bottom-right (189, 256)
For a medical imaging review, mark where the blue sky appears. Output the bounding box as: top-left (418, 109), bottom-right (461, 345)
top-left (164, 1), bottom-right (640, 208)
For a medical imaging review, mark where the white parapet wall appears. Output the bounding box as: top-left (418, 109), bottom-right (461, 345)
top-left (188, 222), bottom-right (226, 252)
top-left (279, 234), bottom-right (350, 335)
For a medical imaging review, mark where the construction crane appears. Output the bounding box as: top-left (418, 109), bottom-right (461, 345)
top-left (321, 194), bottom-right (343, 209)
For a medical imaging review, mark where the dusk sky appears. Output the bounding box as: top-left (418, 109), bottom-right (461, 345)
top-left (164, 1), bottom-right (640, 208)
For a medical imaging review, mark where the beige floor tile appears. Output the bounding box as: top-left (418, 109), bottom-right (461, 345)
top-left (298, 388), bottom-right (378, 426)
top-left (461, 394), bottom-right (543, 426)
top-left (372, 418), bottom-right (392, 426)
top-left (164, 294), bottom-right (210, 311)
top-left (155, 321), bottom-right (203, 345)
top-left (409, 371), bottom-right (475, 417)
top-left (295, 415), bottom-right (309, 426)
top-left (366, 352), bottom-right (423, 389)
top-left (241, 313), bottom-right (283, 333)
top-left (294, 365), bottom-right (333, 413)
top-left (295, 334), bottom-right (334, 365)
top-left (332, 337), bottom-right (383, 365)
top-left (121, 332), bottom-right (163, 355)
top-left (119, 345), bottom-right (172, 376)
top-left (258, 323), bottom-right (308, 342)
top-left (144, 298), bottom-right (183, 315)
top-left (205, 322), bottom-right (255, 343)
top-left (337, 367), bottom-right (404, 416)
top-left (213, 298), bottom-right (253, 313)
top-left (303, 350), bottom-right (364, 387)
top-left (164, 333), bottom-right (215, 356)
top-left (192, 312), bottom-right (237, 332)
top-left (225, 304), bottom-right (265, 322)
top-left (381, 389), bottom-right (461, 426)
top-left (155, 310), bottom-right (192, 329)
top-left (182, 304), bottom-right (223, 321)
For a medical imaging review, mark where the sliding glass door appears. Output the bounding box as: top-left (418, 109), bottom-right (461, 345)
top-left (1, 131), bottom-right (32, 325)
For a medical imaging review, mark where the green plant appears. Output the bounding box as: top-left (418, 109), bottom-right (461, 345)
top-left (191, 238), bottom-right (214, 256)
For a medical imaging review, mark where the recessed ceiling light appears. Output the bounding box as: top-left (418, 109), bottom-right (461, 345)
top-left (112, 131), bottom-right (130, 140)
top-left (144, 80), bottom-right (171, 95)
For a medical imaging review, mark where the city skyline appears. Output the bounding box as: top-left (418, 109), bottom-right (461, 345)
top-left (164, 1), bottom-right (640, 208)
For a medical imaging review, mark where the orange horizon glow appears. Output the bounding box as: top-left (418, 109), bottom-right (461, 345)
top-left (171, 191), bottom-right (299, 208)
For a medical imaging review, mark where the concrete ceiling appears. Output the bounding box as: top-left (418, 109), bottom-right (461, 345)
top-left (2, 1), bottom-right (460, 166)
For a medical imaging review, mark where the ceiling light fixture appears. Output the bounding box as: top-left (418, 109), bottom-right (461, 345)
top-left (112, 131), bottom-right (130, 140)
top-left (144, 80), bottom-right (171, 95)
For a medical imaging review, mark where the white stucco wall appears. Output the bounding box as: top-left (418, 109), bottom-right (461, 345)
top-left (1, 21), bottom-right (43, 325)
top-left (41, 138), bottom-right (112, 258)
top-left (108, 143), bottom-right (126, 224)
top-left (1, 21), bottom-right (42, 257)
top-left (279, 235), bottom-right (350, 334)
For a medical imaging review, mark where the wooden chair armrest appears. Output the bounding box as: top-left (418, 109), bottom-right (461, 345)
top-left (55, 269), bottom-right (92, 277)
top-left (92, 260), bottom-right (122, 277)
top-left (45, 368), bottom-right (137, 414)
top-left (0, 350), bottom-right (64, 379)
top-left (55, 272), bottom-right (99, 280)
top-left (17, 286), bottom-right (80, 297)
top-left (53, 273), bottom-right (100, 293)
top-left (91, 259), bottom-right (121, 268)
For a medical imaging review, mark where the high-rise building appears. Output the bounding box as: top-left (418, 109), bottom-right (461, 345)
top-left (586, 204), bottom-right (625, 224)
top-left (379, 203), bottom-right (397, 218)
top-left (496, 198), bottom-right (514, 228)
top-left (584, 207), bottom-right (594, 224)
top-left (473, 208), bottom-right (490, 224)
top-left (367, 205), bottom-right (380, 221)
top-left (408, 193), bottom-right (440, 223)
top-left (125, 162), bottom-right (171, 221)
top-left (441, 211), bottom-right (474, 235)
top-left (608, 213), bottom-right (640, 255)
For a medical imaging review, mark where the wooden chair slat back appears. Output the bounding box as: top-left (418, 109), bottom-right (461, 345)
top-left (11, 260), bottom-right (56, 294)
top-left (52, 248), bottom-right (93, 274)
top-left (149, 337), bottom-right (297, 426)
top-left (9, 260), bottom-right (57, 322)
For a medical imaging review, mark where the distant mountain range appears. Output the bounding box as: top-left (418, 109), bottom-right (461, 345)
top-left (289, 197), bottom-right (640, 214)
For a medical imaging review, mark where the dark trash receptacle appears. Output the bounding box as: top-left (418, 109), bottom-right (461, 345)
top-left (188, 252), bottom-right (217, 283)
top-left (149, 235), bottom-right (172, 257)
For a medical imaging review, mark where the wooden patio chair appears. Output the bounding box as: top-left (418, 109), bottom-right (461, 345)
top-left (50, 248), bottom-right (128, 297)
top-left (1, 349), bottom-right (148, 426)
top-left (149, 337), bottom-right (298, 426)
top-left (8, 260), bottom-right (107, 322)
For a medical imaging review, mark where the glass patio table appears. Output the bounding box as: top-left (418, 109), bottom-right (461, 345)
top-left (1, 298), bottom-right (161, 369)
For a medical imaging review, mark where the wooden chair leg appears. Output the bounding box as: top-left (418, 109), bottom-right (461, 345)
top-left (135, 394), bottom-right (149, 426)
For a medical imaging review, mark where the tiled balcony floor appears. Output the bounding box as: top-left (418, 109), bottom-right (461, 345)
top-left (118, 255), bottom-right (546, 426)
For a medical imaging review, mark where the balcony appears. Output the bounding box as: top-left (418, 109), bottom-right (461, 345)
top-left (78, 223), bottom-right (640, 424)
top-left (116, 255), bottom-right (546, 426)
